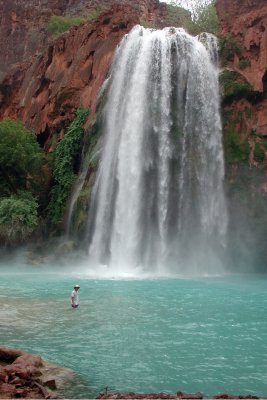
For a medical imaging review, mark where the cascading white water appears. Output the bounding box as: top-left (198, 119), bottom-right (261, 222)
top-left (86, 25), bottom-right (228, 275)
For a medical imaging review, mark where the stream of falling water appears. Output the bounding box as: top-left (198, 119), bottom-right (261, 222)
top-left (86, 26), bottom-right (227, 275)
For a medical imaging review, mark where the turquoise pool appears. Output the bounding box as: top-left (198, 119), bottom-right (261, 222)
top-left (0, 265), bottom-right (266, 398)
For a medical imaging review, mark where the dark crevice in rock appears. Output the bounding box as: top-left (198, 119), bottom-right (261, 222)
top-left (262, 70), bottom-right (267, 93)
top-left (37, 126), bottom-right (50, 149)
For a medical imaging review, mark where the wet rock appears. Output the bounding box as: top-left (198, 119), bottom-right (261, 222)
top-left (176, 392), bottom-right (203, 399)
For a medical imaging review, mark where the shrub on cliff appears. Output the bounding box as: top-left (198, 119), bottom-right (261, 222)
top-left (47, 15), bottom-right (84, 39)
top-left (0, 192), bottom-right (39, 246)
top-left (219, 70), bottom-right (253, 104)
top-left (224, 132), bottom-right (250, 164)
top-left (47, 108), bottom-right (89, 226)
top-left (0, 120), bottom-right (42, 196)
top-left (219, 34), bottom-right (242, 65)
top-left (47, 8), bottom-right (103, 39)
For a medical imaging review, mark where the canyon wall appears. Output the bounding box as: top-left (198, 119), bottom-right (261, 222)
top-left (216, 0), bottom-right (267, 136)
top-left (216, 0), bottom-right (267, 269)
top-left (0, 0), bottom-right (176, 148)
top-left (0, 5), bottom-right (137, 146)
top-left (0, 0), bottom-right (169, 83)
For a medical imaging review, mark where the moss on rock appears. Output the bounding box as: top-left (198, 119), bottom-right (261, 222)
top-left (219, 34), bottom-right (242, 65)
top-left (223, 131), bottom-right (250, 164)
top-left (219, 69), bottom-right (253, 104)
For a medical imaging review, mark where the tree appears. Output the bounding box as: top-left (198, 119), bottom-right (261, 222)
top-left (168, 0), bottom-right (212, 18)
top-left (0, 119), bottom-right (42, 196)
top-left (191, 1), bottom-right (219, 34)
top-left (166, 0), bottom-right (219, 35)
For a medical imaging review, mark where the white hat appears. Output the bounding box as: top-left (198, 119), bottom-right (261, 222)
top-left (74, 284), bottom-right (80, 288)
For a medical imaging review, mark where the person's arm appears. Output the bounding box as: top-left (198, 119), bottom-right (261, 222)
top-left (71, 291), bottom-right (75, 306)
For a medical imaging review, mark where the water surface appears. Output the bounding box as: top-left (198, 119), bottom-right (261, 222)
top-left (0, 266), bottom-right (266, 398)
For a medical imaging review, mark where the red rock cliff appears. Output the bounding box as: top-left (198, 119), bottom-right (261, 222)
top-left (0, 0), bottom-right (182, 146)
top-left (216, 0), bottom-right (267, 137)
top-left (0, 5), bottom-right (139, 142)
top-left (0, 0), bottom-right (168, 83)
top-left (216, 0), bottom-right (267, 92)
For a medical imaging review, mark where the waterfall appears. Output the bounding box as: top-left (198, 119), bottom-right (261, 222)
top-left (86, 25), bottom-right (228, 275)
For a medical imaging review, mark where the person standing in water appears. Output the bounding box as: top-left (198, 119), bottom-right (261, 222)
top-left (71, 284), bottom-right (80, 308)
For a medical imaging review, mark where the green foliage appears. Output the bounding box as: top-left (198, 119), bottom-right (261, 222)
top-left (189, 1), bottom-right (219, 35)
top-left (0, 119), bottom-right (42, 196)
top-left (219, 69), bottom-right (253, 104)
top-left (254, 143), bottom-right (265, 163)
top-left (47, 8), bottom-right (103, 39)
top-left (86, 8), bottom-right (103, 22)
top-left (0, 192), bottom-right (39, 245)
top-left (139, 18), bottom-right (154, 29)
top-left (239, 58), bottom-right (251, 70)
top-left (166, 0), bottom-right (218, 34)
top-left (166, 4), bottom-right (192, 29)
top-left (68, 83), bottom-right (108, 238)
top-left (219, 34), bottom-right (241, 65)
top-left (224, 132), bottom-right (250, 164)
top-left (47, 108), bottom-right (89, 225)
top-left (48, 15), bottom-right (84, 39)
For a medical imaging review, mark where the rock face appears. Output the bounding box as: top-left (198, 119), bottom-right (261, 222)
top-left (216, 0), bottom-right (267, 271)
top-left (0, 0), bottom-right (169, 83)
top-left (0, 0), bottom-right (176, 149)
top-left (0, 0), bottom-right (87, 82)
top-left (0, 4), bottom-right (138, 144)
top-left (0, 346), bottom-right (74, 399)
top-left (216, 0), bottom-right (267, 85)
top-left (216, 0), bottom-right (267, 136)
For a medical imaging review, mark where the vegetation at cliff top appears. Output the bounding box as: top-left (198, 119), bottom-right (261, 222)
top-left (47, 8), bottom-right (103, 39)
top-left (166, 0), bottom-right (218, 35)
top-left (47, 108), bottom-right (89, 226)
top-left (165, 4), bottom-right (191, 30)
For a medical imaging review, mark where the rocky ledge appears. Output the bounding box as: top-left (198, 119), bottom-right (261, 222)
top-left (0, 347), bottom-right (74, 399)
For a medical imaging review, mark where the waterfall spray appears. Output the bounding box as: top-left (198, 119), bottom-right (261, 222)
top-left (86, 25), bottom-right (228, 275)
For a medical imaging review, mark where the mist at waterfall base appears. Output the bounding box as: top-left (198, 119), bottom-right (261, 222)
top-left (83, 25), bottom-right (227, 277)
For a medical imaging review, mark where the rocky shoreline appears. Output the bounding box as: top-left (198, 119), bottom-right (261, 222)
top-left (0, 347), bottom-right (74, 399)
